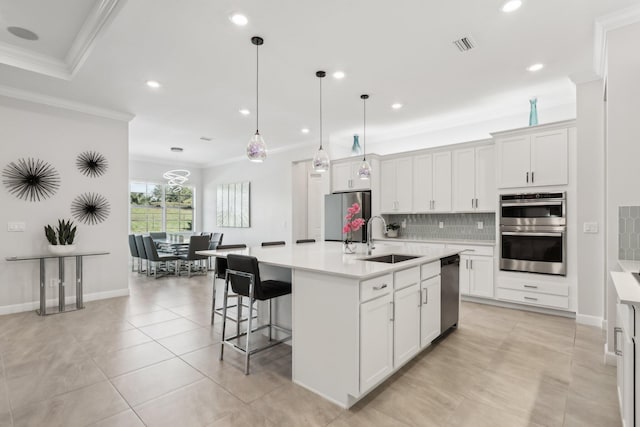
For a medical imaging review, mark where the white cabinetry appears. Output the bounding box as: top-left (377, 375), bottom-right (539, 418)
top-left (360, 291), bottom-right (393, 393)
top-left (380, 157), bottom-right (413, 213)
top-left (420, 276), bottom-right (441, 347)
top-left (413, 152), bottom-right (451, 213)
top-left (460, 255), bottom-right (494, 298)
top-left (496, 126), bottom-right (568, 189)
top-left (393, 283), bottom-right (421, 366)
top-left (452, 145), bottom-right (496, 212)
top-left (615, 302), bottom-right (635, 427)
top-left (332, 161), bottom-right (371, 192)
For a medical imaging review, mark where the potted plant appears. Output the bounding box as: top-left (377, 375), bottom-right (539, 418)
top-left (44, 219), bottom-right (77, 255)
top-left (386, 223), bottom-right (400, 238)
top-left (343, 203), bottom-right (365, 254)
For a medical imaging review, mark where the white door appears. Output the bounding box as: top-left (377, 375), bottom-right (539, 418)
top-left (459, 256), bottom-right (471, 295)
top-left (469, 256), bottom-right (494, 298)
top-left (380, 160), bottom-right (397, 213)
top-left (530, 129), bottom-right (568, 187)
top-left (413, 154), bottom-right (433, 212)
top-left (432, 151), bottom-right (452, 212)
top-left (497, 135), bottom-right (530, 188)
top-left (420, 276), bottom-right (441, 348)
top-left (360, 293), bottom-right (394, 393)
top-left (452, 148), bottom-right (476, 212)
top-left (475, 145), bottom-right (496, 211)
top-left (394, 283), bottom-right (421, 367)
top-left (395, 157), bottom-right (413, 212)
top-left (332, 162), bottom-right (352, 192)
top-left (307, 172), bottom-right (325, 242)
top-left (351, 161), bottom-right (371, 190)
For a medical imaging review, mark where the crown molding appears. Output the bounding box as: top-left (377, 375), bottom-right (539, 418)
top-left (594, 4), bottom-right (640, 78)
top-left (0, 0), bottom-right (124, 80)
top-left (0, 84), bottom-right (134, 122)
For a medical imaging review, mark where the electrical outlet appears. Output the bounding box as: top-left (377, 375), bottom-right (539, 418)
top-left (401, 219), bottom-right (407, 229)
top-left (7, 222), bottom-right (25, 232)
top-left (477, 221), bottom-right (484, 230)
top-left (439, 221), bottom-right (444, 229)
top-left (583, 222), bottom-right (599, 233)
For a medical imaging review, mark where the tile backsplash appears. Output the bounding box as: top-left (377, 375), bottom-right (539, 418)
top-left (383, 213), bottom-right (496, 241)
top-left (619, 206), bottom-right (640, 260)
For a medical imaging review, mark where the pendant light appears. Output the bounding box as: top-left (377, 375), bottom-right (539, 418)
top-left (357, 94), bottom-right (372, 180)
top-left (312, 71), bottom-right (330, 172)
top-left (247, 36), bottom-right (267, 162)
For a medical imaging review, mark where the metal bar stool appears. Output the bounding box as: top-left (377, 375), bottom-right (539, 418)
top-left (211, 245), bottom-right (253, 331)
top-left (219, 254), bottom-right (292, 375)
top-left (261, 241), bottom-right (286, 247)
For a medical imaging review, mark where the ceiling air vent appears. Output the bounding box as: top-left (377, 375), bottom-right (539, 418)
top-left (453, 36), bottom-right (475, 52)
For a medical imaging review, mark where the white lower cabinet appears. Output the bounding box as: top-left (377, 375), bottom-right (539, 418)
top-left (420, 276), bottom-right (441, 347)
top-left (360, 292), bottom-right (393, 392)
top-left (460, 255), bottom-right (494, 298)
top-left (615, 302), bottom-right (635, 427)
top-left (394, 283), bottom-right (421, 366)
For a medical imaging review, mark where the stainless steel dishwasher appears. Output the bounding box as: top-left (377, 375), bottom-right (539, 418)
top-left (441, 255), bottom-right (460, 333)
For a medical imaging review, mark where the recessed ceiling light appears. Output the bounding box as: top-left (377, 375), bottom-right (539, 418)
top-left (146, 80), bottom-right (161, 88)
top-left (333, 71), bottom-right (345, 79)
top-left (391, 103), bottom-right (403, 110)
top-left (170, 147), bottom-right (183, 152)
top-left (230, 14), bottom-right (248, 26)
top-left (501, 0), bottom-right (522, 13)
top-left (7, 26), bottom-right (39, 41)
top-left (301, 128), bottom-right (310, 134)
top-left (239, 109), bottom-right (250, 115)
top-left (527, 63), bottom-right (544, 72)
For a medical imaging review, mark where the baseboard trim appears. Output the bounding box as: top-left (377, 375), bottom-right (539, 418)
top-left (0, 288), bottom-right (129, 315)
top-left (604, 343), bottom-right (617, 366)
top-left (462, 295), bottom-right (575, 318)
top-left (576, 314), bottom-right (604, 328)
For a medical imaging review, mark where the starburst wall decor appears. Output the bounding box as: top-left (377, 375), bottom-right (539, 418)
top-left (71, 193), bottom-right (110, 225)
top-left (2, 158), bottom-right (61, 202)
top-left (76, 151), bottom-right (108, 178)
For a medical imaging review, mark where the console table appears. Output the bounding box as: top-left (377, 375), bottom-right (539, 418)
top-left (5, 251), bottom-right (109, 316)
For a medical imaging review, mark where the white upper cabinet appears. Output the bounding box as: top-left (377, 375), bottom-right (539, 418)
top-left (452, 145), bottom-right (496, 212)
top-left (331, 160), bottom-right (371, 192)
top-left (380, 157), bottom-right (413, 213)
top-left (496, 126), bottom-right (568, 189)
top-left (414, 152), bottom-right (451, 213)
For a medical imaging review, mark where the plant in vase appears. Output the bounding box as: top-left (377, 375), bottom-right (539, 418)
top-left (342, 203), bottom-right (365, 254)
top-left (386, 223), bottom-right (400, 238)
top-left (44, 219), bottom-right (77, 255)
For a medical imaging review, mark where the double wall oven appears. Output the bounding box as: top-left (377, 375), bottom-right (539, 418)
top-left (499, 192), bottom-right (566, 276)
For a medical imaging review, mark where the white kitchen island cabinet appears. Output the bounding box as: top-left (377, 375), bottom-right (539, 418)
top-left (199, 242), bottom-right (460, 408)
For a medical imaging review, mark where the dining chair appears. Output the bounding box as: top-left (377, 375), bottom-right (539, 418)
top-left (179, 235), bottom-right (211, 277)
top-left (143, 236), bottom-right (180, 279)
top-left (134, 235), bottom-right (148, 275)
top-left (220, 254), bottom-right (292, 374)
top-left (128, 234), bottom-right (139, 272)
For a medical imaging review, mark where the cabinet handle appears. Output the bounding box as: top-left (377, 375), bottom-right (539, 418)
top-left (524, 296), bottom-right (538, 301)
top-left (523, 285), bottom-right (538, 289)
top-left (531, 171), bottom-right (535, 183)
top-left (475, 198), bottom-right (478, 208)
top-left (614, 327), bottom-right (623, 356)
top-left (469, 259), bottom-right (473, 269)
top-left (471, 198), bottom-right (474, 209)
top-left (389, 301), bottom-right (394, 321)
top-left (373, 284), bottom-right (388, 291)
top-left (432, 200), bottom-right (436, 210)
top-left (422, 288), bottom-right (428, 305)
top-left (526, 172), bottom-right (529, 183)
top-left (465, 259), bottom-right (469, 269)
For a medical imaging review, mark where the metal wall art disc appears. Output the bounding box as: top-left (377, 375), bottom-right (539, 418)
top-left (71, 192), bottom-right (110, 225)
top-left (2, 158), bottom-right (61, 202)
top-left (76, 151), bottom-right (108, 178)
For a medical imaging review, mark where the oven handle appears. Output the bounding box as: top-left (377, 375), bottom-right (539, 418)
top-left (501, 201), bottom-right (563, 207)
top-left (502, 232), bottom-right (563, 237)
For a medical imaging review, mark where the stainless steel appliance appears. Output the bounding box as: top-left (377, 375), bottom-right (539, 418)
top-left (440, 255), bottom-right (460, 333)
top-left (499, 192), bottom-right (567, 276)
top-left (324, 191), bottom-right (371, 243)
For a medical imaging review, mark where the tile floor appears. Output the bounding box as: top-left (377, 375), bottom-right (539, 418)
top-left (0, 272), bottom-right (621, 427)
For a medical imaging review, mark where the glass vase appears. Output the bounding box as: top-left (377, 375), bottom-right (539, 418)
top-left (343, 240), bottom-right (356, 254)
top-left (529, 97), bottom-right (538, 126)
top-left (351, 134), bottom-right (361, 156)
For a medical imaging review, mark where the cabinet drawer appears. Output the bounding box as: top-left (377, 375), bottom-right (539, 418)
top-left (496, 288), bottom-right (569, 309)
top-left (447, 244), bottom-right (494, 257)
top-left (394, 267), bottom-right (420, 290)
top-left (497, 279), bottom-right (568, 296)
top-left (421, 261), bottom-right (440, 280)
top-left (361, 274), bottom-right (393, 302)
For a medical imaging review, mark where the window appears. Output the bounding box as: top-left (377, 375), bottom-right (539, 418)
top-left (130, 182), bottom-right (194, 233)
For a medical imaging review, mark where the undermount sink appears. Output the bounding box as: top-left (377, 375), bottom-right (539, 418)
top-left (363, 254), bottom-right (420, 264)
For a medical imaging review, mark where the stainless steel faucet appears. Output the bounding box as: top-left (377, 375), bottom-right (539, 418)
top-left (367, 216), bottom-right (387, 255)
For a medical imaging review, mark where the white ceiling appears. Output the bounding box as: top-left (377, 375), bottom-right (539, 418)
top-left (0, 0), bottom-right (637, 166)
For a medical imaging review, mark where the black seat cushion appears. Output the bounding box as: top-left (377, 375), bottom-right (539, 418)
top-left (227, 254), bottom-right (291, 301)
top-left (258, 280), bottom-right (292, 300)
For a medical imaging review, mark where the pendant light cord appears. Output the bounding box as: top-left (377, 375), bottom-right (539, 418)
top-left (256, 42), bottom-right (259, 134)
top-left (362, 97), bottom-right (366, 161)
top-left (319, 77), bottom-right (323, 150)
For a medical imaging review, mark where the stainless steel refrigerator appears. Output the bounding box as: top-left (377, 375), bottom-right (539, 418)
top-left (324, 191), bottom-right (371, 243)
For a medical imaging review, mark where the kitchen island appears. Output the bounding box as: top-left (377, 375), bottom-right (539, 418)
top-left (199, 241), bottom-right (461, 408)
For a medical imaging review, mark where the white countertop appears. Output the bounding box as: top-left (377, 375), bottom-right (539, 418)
top-left (379, 237), bottom-right (495, 247)
top-left (198, 241), bottom-right (460, 280)
top-left (611, 271), bottom-right (640, 306)
top-left (619, 259), bottom-right (640, 273)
